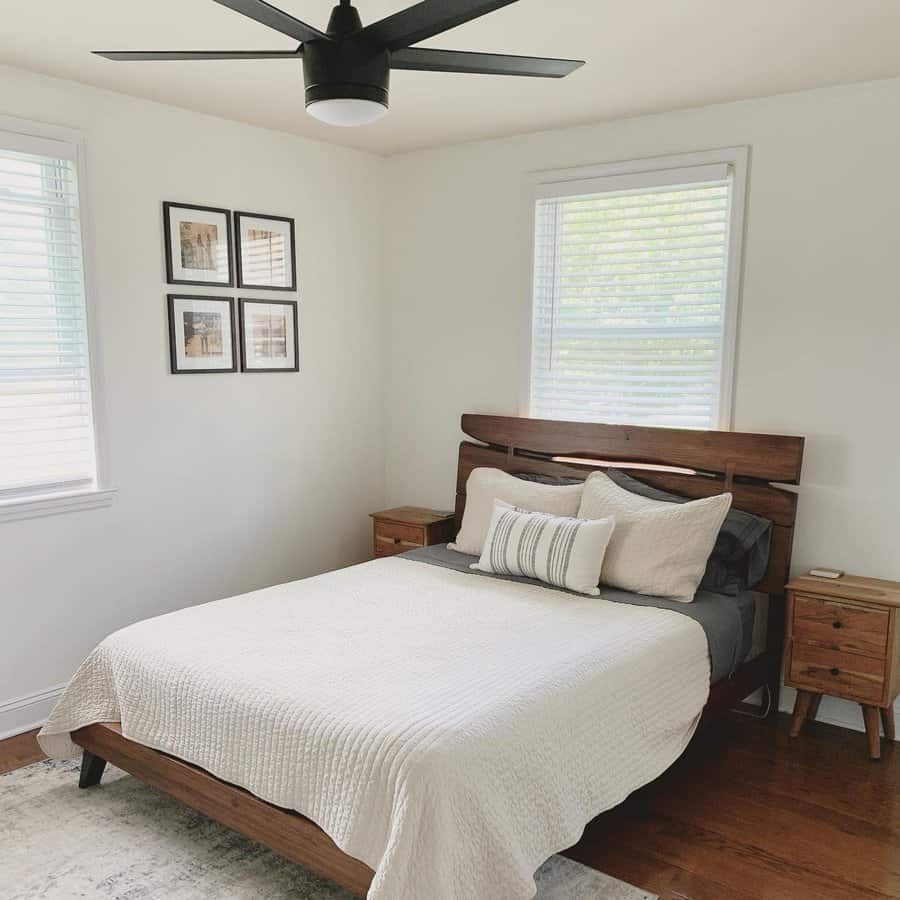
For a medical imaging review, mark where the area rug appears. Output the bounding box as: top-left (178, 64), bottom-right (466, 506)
top-left (0, 759), bottom-right (655, 900)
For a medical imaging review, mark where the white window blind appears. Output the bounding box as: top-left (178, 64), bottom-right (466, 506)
top-left (531, 159), bottom-right (741, 430)
top-left (0, 130), bottom-right (98, 497)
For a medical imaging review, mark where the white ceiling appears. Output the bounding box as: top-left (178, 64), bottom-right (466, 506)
top-left (3, 0), bottom-right (900, 156)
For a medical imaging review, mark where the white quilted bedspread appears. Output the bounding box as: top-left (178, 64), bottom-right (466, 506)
top-left (39, 557), bottom-right (710, 900)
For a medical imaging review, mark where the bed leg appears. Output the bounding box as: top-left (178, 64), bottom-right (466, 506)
top-left (79, 749), bottom-right (107, 788)
top-left (765, 671), bottom-right (781, 719)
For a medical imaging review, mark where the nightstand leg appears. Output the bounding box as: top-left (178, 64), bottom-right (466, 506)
top-left (881, 706), bottom-right (895, 741)
top-left (862, 705), bottom-right (882, 760)
top-left (807, 693), bottom-right (823, 722)
top-left (790, 691), bottom-right (813, 738)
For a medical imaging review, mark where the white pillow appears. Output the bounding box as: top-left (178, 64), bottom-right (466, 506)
top-left (472, 500), bottom-right (615, 596)
top-left (449, 468), bottom-right (583, 557)
top-left (577, 471), bottom-right (732, 602)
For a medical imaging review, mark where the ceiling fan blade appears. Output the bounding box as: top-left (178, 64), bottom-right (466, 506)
top-left (391, 47), bottom-right (583, 77)
top-left (93, 49), bottom-right (302, 61)
top-left (210, 0), bottom-right (329, 43)
top-left (356, 0), bottom-right (521, 51)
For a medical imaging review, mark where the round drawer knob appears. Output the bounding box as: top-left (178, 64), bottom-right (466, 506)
top-left (832, 621), bottom-right (843, 629)
top-left (830, 667), bottom-right (840, 676)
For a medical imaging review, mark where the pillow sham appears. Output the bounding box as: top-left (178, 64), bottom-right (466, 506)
top-left (605, 469), bottom-right (773, 595)
top-left (449, 467), bottom-right (583, 557)
top-left (471, 500), bottom-right (615, 596)
top-left (578, 471), bottom-right (732, 602)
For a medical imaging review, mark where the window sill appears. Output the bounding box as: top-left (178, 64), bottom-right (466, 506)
top-left (0, 488), bottom-right (116, 524)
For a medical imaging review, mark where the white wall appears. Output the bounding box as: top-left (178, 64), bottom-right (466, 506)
top-left (382, 77), bottom-right (900, 731)
top-left (3, 67), bottom-right (898, 740)
top-left (0, 66), bottom-right (387, 737)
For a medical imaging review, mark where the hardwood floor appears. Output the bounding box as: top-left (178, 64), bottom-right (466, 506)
top-left (567, 712), bottom-right (899, 899)
top-left (2, 714), bottom-right (897, 899)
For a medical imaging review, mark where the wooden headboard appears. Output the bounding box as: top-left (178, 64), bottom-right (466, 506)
top-left (454, 414), bottom-right (804, 597)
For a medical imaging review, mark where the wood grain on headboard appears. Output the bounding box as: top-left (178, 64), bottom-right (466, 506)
top-left (461, 414), bottom-right (804, 483)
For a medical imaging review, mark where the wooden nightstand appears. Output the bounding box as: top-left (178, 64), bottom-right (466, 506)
top-left (370, 507), bottom-right (456, 559)
top-left (785, 573), bottom-right (900, 759)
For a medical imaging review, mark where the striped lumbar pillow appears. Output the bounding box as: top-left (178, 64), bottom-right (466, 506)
top-left (471, 500), bottom-right (615, 596)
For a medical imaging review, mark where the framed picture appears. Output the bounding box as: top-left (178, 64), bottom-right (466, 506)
top-left (234, 211), bottom-right (296, 291)
top-left (167, 295), bottom-right (237, 374)
top-left (163, 202), bottom-right (233, 287)
top-left (239, 299), bottom-right (299, 372)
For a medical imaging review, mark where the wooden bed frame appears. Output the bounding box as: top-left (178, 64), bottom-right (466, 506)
top-left (72, 414), bottom-right (804, 898)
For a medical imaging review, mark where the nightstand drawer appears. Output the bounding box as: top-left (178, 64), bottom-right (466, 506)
top-left (374, 521), bottom-right (425, 556)
top-left (370, 507), bottom-right (456, 560)
top-left (793, 594), bottom-right (889, 657)
top-left (789, 644), bottom-right (885, 704)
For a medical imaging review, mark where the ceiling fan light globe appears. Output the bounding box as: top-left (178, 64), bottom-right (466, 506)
top-left (307, 98), bottom-right (388, 127)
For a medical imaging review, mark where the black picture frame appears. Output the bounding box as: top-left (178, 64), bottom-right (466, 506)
top-left (239, 298), bottom-right (300, 373)
top-left (163, 201), bottom-right (234, 287)
top-left (234, 211), bottom-right (297, 292)
top-left (167, 294), bottom-right (238, 374)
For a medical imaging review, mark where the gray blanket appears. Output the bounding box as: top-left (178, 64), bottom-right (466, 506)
top-left (402, 543), bottom-right (755, 684)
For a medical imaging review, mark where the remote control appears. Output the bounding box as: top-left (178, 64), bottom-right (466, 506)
top-left (809, 568), bottom-right (844, 579)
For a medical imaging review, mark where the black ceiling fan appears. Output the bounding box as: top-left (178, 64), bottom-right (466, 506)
top-left (94, 0), bottom-right (585, 127)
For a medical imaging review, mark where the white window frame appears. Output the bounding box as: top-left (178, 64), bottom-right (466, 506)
top-left (522, 146), bottom-right (749, 430)
top-left (0, 115), bottom-right (114, 523)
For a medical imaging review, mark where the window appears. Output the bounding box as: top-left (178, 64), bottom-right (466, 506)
top-left (529, 149), bottom-right (747, 430)
top-left (0, 118), bottom-right (108, 516)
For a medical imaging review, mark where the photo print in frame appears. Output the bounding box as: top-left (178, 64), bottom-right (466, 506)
top-left (167, 294), bottom-right (237, 374)
top-left (234, 211), bottom-right (296, 291)
top-left (239, 298), bottom-right (299, 372)
top-left (164, 202), bottom-right (234, 287)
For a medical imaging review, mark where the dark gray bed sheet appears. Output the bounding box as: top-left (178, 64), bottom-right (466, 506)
top-left (401, 544), bottom-right (755, 684)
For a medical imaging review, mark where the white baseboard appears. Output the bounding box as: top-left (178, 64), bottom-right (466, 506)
top-left (778, 685), bottom-right (899, 738)
top-left (0, 684), bottom-right (64, 741)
